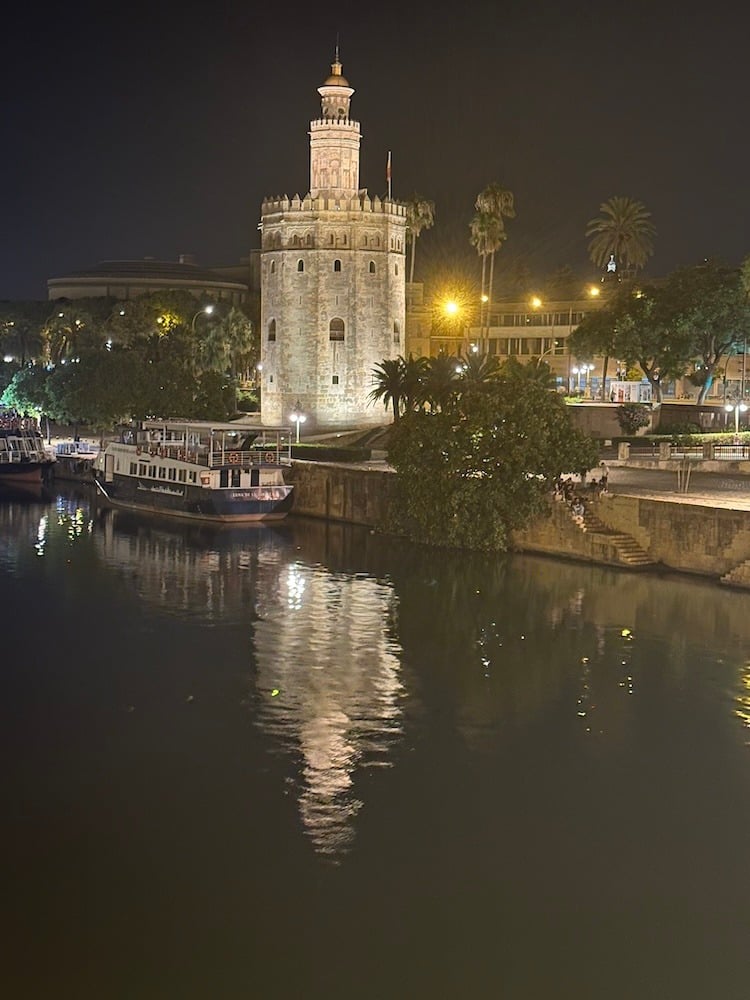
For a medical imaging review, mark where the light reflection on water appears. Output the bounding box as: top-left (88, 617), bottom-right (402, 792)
top-left (5, 487), bottom-right (750, 995)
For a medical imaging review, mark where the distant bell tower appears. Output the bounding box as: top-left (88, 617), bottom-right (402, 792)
top-left (309, 51), bottom-right (360, 197)
top-left (259, 53), bottom-right (406, 432)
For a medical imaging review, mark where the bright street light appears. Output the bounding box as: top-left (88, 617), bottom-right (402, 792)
top-left (191, 304), bottom-right (215, 332)
top-left (725, 400), bottom-right (748, 434)
top-left (290, 399), bottom-right (306, 443)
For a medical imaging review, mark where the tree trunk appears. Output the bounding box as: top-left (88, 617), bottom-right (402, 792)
top-left (486, 252), bottom-right (495, 355)
top-left (600, 355), bottom-right (609, 400)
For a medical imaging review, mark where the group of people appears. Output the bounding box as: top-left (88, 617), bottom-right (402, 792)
top-left (552, 462), bottom-right (610, 524)
top-left (0, 408), bottom-right (37, 432)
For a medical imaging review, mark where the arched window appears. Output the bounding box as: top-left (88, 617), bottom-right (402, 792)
top-left (333, 259), bottom-right (342, 272)
top-left (305, 233), bottom-right (313, 246)
top-left (369, 260), bottom-right (376, 273)
top-left (267, 319), bottom-right (276, 342)
top-left (297, 259), bottom-right (304, 273)
top-left (329, 318), bottom-right (345, 342)
top-left (292, 235), bottom-right (300, 247)
top-left (270, 260), bottom-right (276, 274)
top-left (395, 263), bottom-right (399, 276)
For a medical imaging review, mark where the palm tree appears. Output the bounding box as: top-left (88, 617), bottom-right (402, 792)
top-left (401, 354), bottom-right (429, 414)
top-left (471, 183), bottom-right (515, 351)
top-left (368, 357), bottom-right (406, 421)
top-left (469, 212), bottom-right (502, 353)
top-left (422, 354), bottom-right (459, 411)
top-left (586, 196), bottom-right (656, 279)
top-left (405, 195), bottom-right (435, 284)
top-left (456, 350), bottom-right (500, 387)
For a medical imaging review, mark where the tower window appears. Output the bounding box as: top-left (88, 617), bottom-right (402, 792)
top-left (395, 264), bottom-right (399, 275)
top-left (270, 260), bottom-right (276, 274)
top-left (267, 319), bottom-right (276, 342)
top-left (329, 318), bottom-right (345, 342)
top-left (297, 259), bottom-right (304, 273)
top-left (393, 321), bottom-right (401, 343)
top-left (332, 375), bottom-right (340, 385)
top-left (333, 259), bottom-right (342, 272)
top-left (369, 260), bottom-right (376, 273)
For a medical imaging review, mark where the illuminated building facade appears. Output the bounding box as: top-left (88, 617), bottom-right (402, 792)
top-left (259, 54), bottom-right (406, 431)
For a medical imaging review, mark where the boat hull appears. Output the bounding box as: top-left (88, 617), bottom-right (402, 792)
top-left (0, 462), bottom-right (45, 485)
top-left (95, 475), bottom-right (294, 523)
top-left (52, 454), bottom-right (97, 483)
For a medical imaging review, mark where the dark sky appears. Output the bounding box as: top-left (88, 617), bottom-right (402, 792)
top-left (3, 0), bottom-right (749, 301)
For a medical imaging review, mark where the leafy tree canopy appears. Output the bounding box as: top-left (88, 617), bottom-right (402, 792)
top-left (386, 373), bottom-right (599, 552)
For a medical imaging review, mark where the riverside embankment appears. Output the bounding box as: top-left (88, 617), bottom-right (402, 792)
top-left (286, 459), bottom-right (750, 588)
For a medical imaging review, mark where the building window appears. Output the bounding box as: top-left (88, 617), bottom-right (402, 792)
top-left (332, 375), bottom-right (339, 385)
top-left (395, 264), bottom-right (399, 275)
top-left (297, 259), bottom-right (304, 273)
top-left (333, 259), bottom-right (342, 272)
top-left (270, 260), bottom-right (276, 274)
top-left (393, 321), bottom-right (401, 344)
top-left (329, 318), bottom-right (345, 342)
top-left (267, 319), bottom-right (276, 342)
top-left (369, 260), bottom-right (376, 273)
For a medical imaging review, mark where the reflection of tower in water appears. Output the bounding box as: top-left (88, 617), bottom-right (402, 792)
top-left (253, 562), bottom-right (404, 859)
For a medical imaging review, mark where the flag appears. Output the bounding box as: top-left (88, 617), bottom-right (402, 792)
top-left (386, 151), bottom-right (392, 198)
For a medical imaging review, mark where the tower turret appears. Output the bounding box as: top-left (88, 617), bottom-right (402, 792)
top-left (309, 52), bottom-right (360, 197)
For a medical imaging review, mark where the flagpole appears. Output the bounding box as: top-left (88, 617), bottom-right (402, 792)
top-left (387, 151), bottom-right (392, 200)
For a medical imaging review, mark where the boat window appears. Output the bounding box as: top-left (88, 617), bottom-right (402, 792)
top-left (150, 466), bottom-right (157, 478)
top-left (158, 467), bottom-right (166, 479)
top-left (139, 463), bottom-right (148, 476)
top-left (178, 469), bottom-right (186, 483)
top-left (168, 467), bottom-right (176, 481)
top-left (189, 471), bottom-right (197, 483)
top-left (129, 462), bottom-right (137, 474)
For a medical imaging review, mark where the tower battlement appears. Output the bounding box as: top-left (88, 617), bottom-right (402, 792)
top-left (310, 117), bottom-right (360, 131)
top-left (261, 193), bottom-right (406, 218)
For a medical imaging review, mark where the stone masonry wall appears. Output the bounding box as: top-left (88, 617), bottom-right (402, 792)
top-left (287, 462), bottom-right (750, 583)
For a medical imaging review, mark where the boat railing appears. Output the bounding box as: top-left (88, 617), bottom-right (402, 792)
top-left (206, 449), bottom-right (290, 468)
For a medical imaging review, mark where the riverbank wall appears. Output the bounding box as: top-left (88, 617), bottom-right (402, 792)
top-left (286, 461), bottom-right (750, 586)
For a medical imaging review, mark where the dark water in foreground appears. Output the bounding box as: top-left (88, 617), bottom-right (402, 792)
top-left (3, 486), bottom-right (750, 999)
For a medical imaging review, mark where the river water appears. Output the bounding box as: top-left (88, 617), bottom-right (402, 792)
top-left (3, 485), bottom-right (750, 999)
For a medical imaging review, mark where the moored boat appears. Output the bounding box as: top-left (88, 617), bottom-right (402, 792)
top-left (52, 439), bottom-right (100, 482)
top-left (0, 415), bottom-right (54, 485)
top-left (93, 419), bottom-right (294, 523)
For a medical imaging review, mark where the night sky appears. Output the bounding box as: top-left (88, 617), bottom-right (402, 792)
top-left (4, 0), bottom-right (749, 301)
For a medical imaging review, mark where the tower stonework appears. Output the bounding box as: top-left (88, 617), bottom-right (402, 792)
top-left (260, 56), bottom-right (406, 431)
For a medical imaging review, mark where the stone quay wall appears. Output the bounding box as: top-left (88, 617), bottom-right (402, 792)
top-left (287, 461), bottom-right (750, 583)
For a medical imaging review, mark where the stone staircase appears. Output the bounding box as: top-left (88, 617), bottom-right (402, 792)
top-left (720, 560), bottom-right (750, 589)
top-left (571, 501), bottom-right (657, 568)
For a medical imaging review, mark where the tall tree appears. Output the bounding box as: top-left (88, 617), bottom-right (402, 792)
top-left (405, 195), bottom-right (435, 284)
top-left (386, 374), bottom-right (598, 552)
top-left (666, 260), bottom-right (750, 402)
top-left (471, 183), bottom-right (515, 351)
top-left (586, 196), bottom-right (656, 279)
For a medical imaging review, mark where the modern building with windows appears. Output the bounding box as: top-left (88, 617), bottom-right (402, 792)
top-left (259, 54), bottom-right (406, 431)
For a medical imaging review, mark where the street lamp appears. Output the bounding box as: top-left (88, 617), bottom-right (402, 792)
top-left (724, 400), bottom-right (748, 435)
top-left (191, 304), bottom-right (215, 332)
top-left (290, 399), bottom-right (306, 443)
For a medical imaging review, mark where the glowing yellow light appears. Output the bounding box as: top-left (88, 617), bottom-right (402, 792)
top-left (588, 285), bottom-right (600, 297)
top-left (444, 300), bottom-right (459, 315)
top-left (530, 296), bottom-right (542, 309)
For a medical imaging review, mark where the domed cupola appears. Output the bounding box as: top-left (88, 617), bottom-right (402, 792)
top-left (318, 51), bottom-right (353, 120)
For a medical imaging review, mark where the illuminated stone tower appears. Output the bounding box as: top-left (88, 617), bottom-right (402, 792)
top-left (259, 53), bottom-right (406, 431)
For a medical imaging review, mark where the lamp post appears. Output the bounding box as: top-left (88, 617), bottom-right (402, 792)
top-left (290, 400), bottom-right (306, 443)
top-left (191, 304), bottom-right (214, 332)
top-left (724, 399), bottom-right (748, 435)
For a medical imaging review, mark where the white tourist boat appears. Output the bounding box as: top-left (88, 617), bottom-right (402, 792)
top-left (93, 419), bottom-right (294, 523)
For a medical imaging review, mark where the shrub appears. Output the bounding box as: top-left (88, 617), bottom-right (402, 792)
top-left (616, 402), bottom-right (651, 435)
